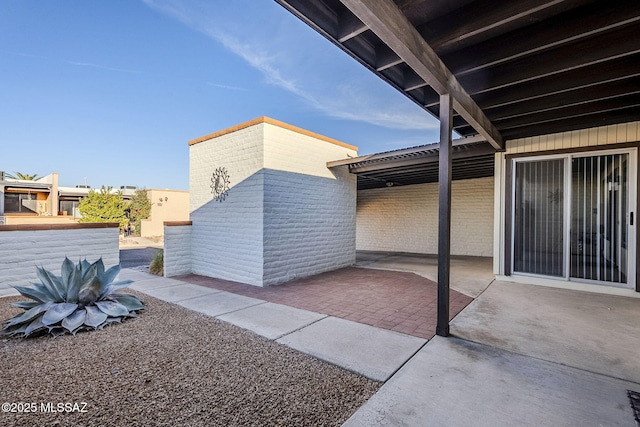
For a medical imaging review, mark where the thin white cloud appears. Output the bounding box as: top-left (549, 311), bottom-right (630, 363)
top-left (142, 0), bottom-right (437, 131)
top-left (67, 61), bottom-right (143, 74)
top-left (206, 82), bottom-right (247, 91)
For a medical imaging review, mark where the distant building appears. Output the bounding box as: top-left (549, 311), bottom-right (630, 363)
top-left (0, 172), bottom-right (188, 234)
top-left (141, 189), bottom-right (190, 237)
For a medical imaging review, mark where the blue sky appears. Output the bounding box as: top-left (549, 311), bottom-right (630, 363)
top-left (1, 0), bottom-right (440, 190)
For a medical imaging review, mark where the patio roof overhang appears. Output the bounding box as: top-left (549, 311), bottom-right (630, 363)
top-left (328, 135), bottom-right (494, 190)
top-left (275, 0), bottom-right (640, 337)
top-left (1, 182), bottom-right (51, 192)
top-left (275, 0), bottom-right (640, 146)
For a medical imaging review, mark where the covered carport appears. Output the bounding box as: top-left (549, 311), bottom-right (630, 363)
top-left (275, 0), bottom-right (640, 335)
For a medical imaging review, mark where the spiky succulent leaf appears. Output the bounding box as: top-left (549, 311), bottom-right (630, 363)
top-left (3, 302), bottom-right (53, 328)
top-left (1, 323), bottom-right (28, 337)
top-left (11, 301), bottom-right (40, 310)
top-left (42, 303), bottom-right (78, 326)
top-left (51, 274), bottom-right (67, 301)
top-left (12, 284), bottom-right (50, 304)
top-left (35, 266), bottom-right (62, 302)
top-left (49, 327), bottom-right (66, 337)
top-left (78, 277), bottom-right (101, 307)
top-left (24, 315), bottom-right (46, 337)
top-left (65, 265), bottom-right (83, 303)
top-left (61, 257), bottom-right (74, 285)
top-left (98, 264), bottom-right (120, 292)
top-left (95, 257), bottom-right (105, 277)
top-left (79, 259), bottom-right (92, 278)
top-left (110, 293), bottom-right (144, 311)
top-left (84, 305), bottom-right (107, 328)
top-left (95, 301), bottom-right (129, 317)
top-left (100, 280), bottom-right (133, 298)
top-left (2, 258), bottom-right (143, 338)
top-left (61, 309), bottom-right (86, 334)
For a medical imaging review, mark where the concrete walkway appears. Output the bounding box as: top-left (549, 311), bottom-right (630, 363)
top-left (119, 269), bottom-right (426, 383)
top-left (119, 268), bottom-right (640, 426)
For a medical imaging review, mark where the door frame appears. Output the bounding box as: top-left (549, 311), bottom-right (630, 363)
top-left (506, 145), bottom-right (637, 290)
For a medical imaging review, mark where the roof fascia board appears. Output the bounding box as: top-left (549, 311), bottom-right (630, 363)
top-left (327, 134), bottom-right (487, 168)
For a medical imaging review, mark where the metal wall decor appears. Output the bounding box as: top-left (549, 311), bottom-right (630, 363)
top-left (210, 167), bottom-right (231, 202)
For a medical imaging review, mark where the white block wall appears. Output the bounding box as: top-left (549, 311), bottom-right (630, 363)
top-left (189, 123), bottom-right (265, 286)
top-left (182, 117), bottom-right (357, 286)
top-left (0, 225), bottom-right (119, 294)
top-left (163, 223), bottom-right (192, 277)
top-left (356, 177), bottom-right (494, 257)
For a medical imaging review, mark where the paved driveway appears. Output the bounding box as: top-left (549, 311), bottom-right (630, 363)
top-left (119, 247), bottom-right (162, 269)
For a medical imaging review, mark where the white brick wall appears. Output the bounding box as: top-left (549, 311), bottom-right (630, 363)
top-left (189, 124), bottom-right (265, 286)
top-left (262, 165), bottom-right (356, 285)
top-left (0, 227), bottom-right (119, 294)
top-left (164, 224), bottom-right (192, 277)
top-left (356, 177), bottom-right (494, 257)
top-left (262, 122), bottom-right (357, 285)
top-left (181, 117), bottom-right (358, 286)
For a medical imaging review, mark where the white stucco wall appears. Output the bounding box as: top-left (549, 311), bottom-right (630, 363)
top-left (262, 123), bottom-right (357, 285)
top-left (356, 177), bottom-right (494, 257)
top-left (0, 225), bottom-right (119, 295)
top-left (189, 123), bottom-right (265, 286)
top-left (182, 117), bottom-right (357, 286)
top-left (163, 223), bottom-right (192, 277)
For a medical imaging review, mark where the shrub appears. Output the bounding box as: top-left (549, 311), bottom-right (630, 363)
top-left (149, 251), bottom-right (164, 276)
top-left (1, 258), bottom-right (144, 338)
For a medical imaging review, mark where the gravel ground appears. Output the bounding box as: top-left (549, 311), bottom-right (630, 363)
top-left (0, 291), bottom-right (380, 427)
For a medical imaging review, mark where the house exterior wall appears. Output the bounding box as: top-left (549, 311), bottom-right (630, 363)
top-left (163, 221), bottom-right (192, 277)
top-left (356, 177), bottom-right (494, 257)
top-left (141, 189), bottom-right (189, 237)
top-left (179, 117), bottom-right (358, 286)
top-left (494, 120), bottom-right (640, 296)
top-left (0, 223), bottom-right (119, 295)
top-left (262, 124), bottom-right (357, 285)
top-left (3, 215), bottom-right (77, 225)
top-left (189, 122), bottom-right (265, 286)
top-left (505, 121), bottom-right (640, 155)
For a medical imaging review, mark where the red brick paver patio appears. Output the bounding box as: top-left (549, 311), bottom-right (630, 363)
top-left (175, 267), bottom-right (473, 339)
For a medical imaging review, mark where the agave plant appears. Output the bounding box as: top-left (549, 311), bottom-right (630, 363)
top-left (1, 257), bottom-right (144, 338)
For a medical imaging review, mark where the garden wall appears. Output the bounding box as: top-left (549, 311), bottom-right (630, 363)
top-left (0, 223), bottom-right (120, 296)
top-left (184, 116), bottom-right (358, 286)
top-left (164, 221), bottom-right (192, 277)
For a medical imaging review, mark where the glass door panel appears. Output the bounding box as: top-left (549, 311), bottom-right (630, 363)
top-left (570, 154), bottom-right (629, 284)
top-left (513, 159), bottom-right (565, 277)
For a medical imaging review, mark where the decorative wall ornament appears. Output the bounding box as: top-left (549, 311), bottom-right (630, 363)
top-left (211, 167), bottom-right (231, 202)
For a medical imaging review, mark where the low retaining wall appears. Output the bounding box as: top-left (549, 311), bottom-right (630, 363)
top-left (0, 223), bottom-right (120, 295)
top-left (164, 221), bottom-right (192, 277)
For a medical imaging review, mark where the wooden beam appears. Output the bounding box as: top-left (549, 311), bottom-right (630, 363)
top-left (437, 93), bottom-right (453, 337)
top-left (457, 25), bottom-right (640, 96)
top-left (340, 0), bottom-right (504, 150)
top-left (375, 44), bottom-right (403, 71)
top-left (337, 9), bottom-right (368, 42)
top-left (418, 0), bottom-right (582, 55)
top-left (442, 1), bottom-right (640, 77)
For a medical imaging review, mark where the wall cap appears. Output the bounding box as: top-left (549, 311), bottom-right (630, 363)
top-left (0, 223), bottom-right (120, 232)
top-left (164, 221), bottom-right (192, 227)
top-left (187, 116), bottom-right (358, 151)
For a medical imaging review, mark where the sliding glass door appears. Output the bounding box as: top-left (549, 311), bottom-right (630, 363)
top-left (513, 158), bottom-right (565, 277)
top-left (513, 149), bottom-right (636, 288)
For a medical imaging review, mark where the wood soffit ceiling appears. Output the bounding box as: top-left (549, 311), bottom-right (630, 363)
top-left (275, 0), bottom-right (640, 144)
